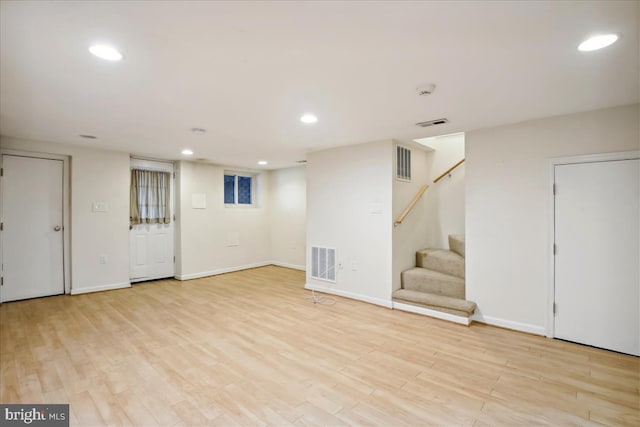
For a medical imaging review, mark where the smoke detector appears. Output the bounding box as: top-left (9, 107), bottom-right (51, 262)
top-left (417, 84), bottom-right (436, 96)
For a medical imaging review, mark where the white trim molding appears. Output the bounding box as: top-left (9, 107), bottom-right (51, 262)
top-left (271, 261), bottom-right (305, 271)
top-left (472, 312), bottom-right (546, 336)
top-left (71, 282), bottom-right (131, 295)
top-left (175, 261), bottom-right (272, 281)
top-left (304, 283), bottom-right (393, 308)
top-left (392, 301), bottom-right (471, 326)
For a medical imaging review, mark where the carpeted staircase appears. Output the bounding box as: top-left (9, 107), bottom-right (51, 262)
top-left (393, 235), bottom-right (477, 322)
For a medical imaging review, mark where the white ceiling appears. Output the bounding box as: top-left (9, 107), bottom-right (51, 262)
top-left (1, 1), bottom-right (638, 169)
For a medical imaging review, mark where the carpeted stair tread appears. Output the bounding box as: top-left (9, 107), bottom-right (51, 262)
top-left (416, 249), bottom-right (465, 279)
top-left (449, 235), bottom-right (465, 258)
top-left (401, 267), bottom-right (465, 299)
top-left (393, 289), bottom-right (476, 316)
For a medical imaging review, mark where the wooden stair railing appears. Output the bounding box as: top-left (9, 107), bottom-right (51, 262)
top-left (434, 158), bottom-right (465, 183)
top-left (394, 184), bottom-right (429, 226)
top-left (394, 159), bottom-right (465, 227)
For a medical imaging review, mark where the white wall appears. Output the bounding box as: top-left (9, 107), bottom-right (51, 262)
top-left (427, 133), bottom-right (466, 248)
top-left (176, 161), bottom-right (272, 279)
top-left (0, 136), bottom-right (130, 293)
top-left (466, 103), bottom-right (640, 334)
top-left (306, 140), bottom-right (393, 306)
top-left (415, 133), bottom-right (466, 249)
top-left (268, 166), bottom-right (306, 270)
top-left (392, 141), bottom-right (431, 291)
top-left (0, 137), bottom-right (307, 292)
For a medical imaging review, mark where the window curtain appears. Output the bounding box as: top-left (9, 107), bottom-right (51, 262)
top-left (130, 169), bottom-right (171, 225)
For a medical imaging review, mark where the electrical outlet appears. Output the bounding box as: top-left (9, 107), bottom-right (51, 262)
top-left (99, 255), bottom-right (107, 264)
top-left (351, 261), bottom-right (358, 271)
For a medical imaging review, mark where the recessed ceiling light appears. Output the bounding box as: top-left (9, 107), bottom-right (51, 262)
top-left (578, 34), bottom-right (619, 52)
top-left (89, 44), bottom-right (123, 61)
top-left (300, 113), bottom-right (318, 124)
top-left (257, 160), bottom-right (268, 165)
top-left (182, 149), bottom-right (194, 155)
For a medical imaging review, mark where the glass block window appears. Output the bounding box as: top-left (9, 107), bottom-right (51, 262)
top-left (224, 173), bottom-right (253, 205)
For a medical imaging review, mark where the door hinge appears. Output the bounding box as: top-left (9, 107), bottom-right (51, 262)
top-left (173, 255), bottom-right (176, 263)
top-left (173, 214), bottom-right (176, 222)
top-left (553, 243), bottom-right (557, 255)
top-left (553, 302), bottom-right (557, 315)
top-left (1, 277), bottom-right (3, 286)
top-left (0, 168), bottom-right (3, 177)
top-left (553, 183), bottom-right (556, 195)
top-left (0, 222), bottom-right (3, 231)
top-left (173, 172), bottom-right (175, 179)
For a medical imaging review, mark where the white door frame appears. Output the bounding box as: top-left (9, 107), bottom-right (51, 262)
top-left (0, 149), bottom-right (71, 296)
top-left (546, 150), bottom-right (640, 337)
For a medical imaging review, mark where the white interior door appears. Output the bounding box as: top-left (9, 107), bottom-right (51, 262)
top-left (1, 155), bottom-right (64, 302)
top-left (554, 158), bottom-right (639, 355)
top-left (130, 159), bottom-right (174, 282)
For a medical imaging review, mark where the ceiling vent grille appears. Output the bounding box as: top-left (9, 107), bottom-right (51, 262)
top-left (416, 118), bottom-right (449, 128)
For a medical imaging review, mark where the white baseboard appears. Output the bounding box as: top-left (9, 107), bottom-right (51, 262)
top-left (392, 301), bottom-right (471, 326)
top-left (271, 261), bottom-right (305, 271)
top-left (71, 281), bottom-right (131, 295)
top-left (304, 283), bottom-right (392, 308)
top-left (472, 313), bottom-right (546, 336)
top-left (175, 261), bottom-right (272, 281)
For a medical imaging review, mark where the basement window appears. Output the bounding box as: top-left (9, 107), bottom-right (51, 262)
top-left (397, 145), bottom-right (411, 181)
top-left (224, 173), bottom-right (254, 205)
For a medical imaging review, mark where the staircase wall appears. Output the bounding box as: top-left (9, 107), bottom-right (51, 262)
top-left (424, 133), bottom-right (466, 249)
top-left (392, 134), bottom-right (467, 292)
top-left (409, 133), bottom-right (467, 250)
top-left (392, 142), bottom-right (432, 291)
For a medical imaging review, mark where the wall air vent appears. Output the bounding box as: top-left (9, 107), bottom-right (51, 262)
top-left (416, 118), bottom-right (449, 128)
top-left (311, 246), bottom-right (336, 283)
top-left (396, 145), bottom-right (411, 181)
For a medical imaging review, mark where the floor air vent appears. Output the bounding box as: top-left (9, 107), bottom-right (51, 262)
top-left (416, 118), bottom-right (449, 128)
top-left (311, 246), bottom-right (336, 282)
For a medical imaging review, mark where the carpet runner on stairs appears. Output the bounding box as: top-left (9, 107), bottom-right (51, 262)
top-left (393, 235), bottom-right (477, 323)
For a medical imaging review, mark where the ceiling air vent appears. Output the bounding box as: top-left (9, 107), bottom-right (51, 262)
top-left (416, 118), bottom-right (449, 128)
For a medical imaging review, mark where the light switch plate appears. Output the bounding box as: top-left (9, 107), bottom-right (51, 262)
top-left (92, 202), bottom-right (108, 212)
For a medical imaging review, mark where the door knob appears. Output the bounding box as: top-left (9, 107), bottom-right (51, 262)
top-left (54, 226), bottom-right (62, 232)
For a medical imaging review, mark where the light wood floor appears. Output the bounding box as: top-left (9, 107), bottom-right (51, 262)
top-left (1, 266), bottom-right (638, 426)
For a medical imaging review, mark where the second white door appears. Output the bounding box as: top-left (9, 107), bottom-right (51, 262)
top-left (554, 158), bottom-right (639, 356)
top-left (1, 154), bottom-right (64, 302)
top-left (130, 159), bottom-right (174, 282)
